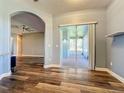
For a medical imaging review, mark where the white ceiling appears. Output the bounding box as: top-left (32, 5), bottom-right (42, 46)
top-left (11, 0), bottom-right (113, 34)
top-left (11, 12), bottom-right (45, 33)
top-left (25, 0), bottom-right (113, 15)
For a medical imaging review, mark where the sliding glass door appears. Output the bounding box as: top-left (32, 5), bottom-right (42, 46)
top-left (60, 25), bottom-right (90, 68)
top-left (76, 25), bottom-right (89, 68)
top-left (60, 26), bottom-right (77, 67)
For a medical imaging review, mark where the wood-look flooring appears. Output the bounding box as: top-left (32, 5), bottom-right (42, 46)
top-left (0, 57), bottom-right (124, 93)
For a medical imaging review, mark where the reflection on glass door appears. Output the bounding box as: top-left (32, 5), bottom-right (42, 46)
top-left (60, 25), bottom-right (89, 68)
top-left (60, 26), bottom-right (76, 67)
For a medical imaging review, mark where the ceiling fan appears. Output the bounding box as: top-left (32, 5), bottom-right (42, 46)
top-left (11, 24), bottom-right (34, 32)
top-left (22, 25), bottom-right (34, 32)
top-left (11, 25), bottom-right (19, 29)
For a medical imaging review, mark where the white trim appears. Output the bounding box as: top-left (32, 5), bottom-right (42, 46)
top-left (0, 71), bottom-right (11, 80)
top-left (107, 70), bottom-right (124, 83)
top-left (59, 21), bottom-right (98, 27)
top-left (96, 68), bottom-right (124, 83)
top-left (44, 64), bottom-right (61, 68)
top-left (105, 32), bottom-right (124, 38)
top-left (21, 55), bottom-right (44, 57)
top-left (95, 67), bottom-right (108, 71)
top-left (88, 24), bottom-right (96, 70)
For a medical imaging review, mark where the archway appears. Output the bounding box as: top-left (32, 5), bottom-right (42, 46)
top-left (10, 11), bottom-right (46, 72)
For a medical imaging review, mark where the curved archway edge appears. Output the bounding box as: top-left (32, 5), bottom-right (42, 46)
top-left (9, 10), bottom-right (47, 67)
top-left (9, 10), bottom-right (47, 23)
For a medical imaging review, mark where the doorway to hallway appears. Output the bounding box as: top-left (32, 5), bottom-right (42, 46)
top-left (60, 24), bottom-right (96, 69)
top-left (10, 11), bottom-right (45, 72)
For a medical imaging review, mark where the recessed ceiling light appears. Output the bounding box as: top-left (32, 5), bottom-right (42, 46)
top-left (67, 0), bottom-right (81, 4)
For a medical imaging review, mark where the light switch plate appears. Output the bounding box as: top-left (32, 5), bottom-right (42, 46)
top-left (110, 62), bottom-right (113, 66)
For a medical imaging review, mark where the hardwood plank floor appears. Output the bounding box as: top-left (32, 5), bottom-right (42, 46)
top-left (0, 57), bottom-right (124, 93)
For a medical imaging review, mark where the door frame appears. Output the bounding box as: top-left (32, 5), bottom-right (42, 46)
top-left (59, 22), bottom-right (97, 70)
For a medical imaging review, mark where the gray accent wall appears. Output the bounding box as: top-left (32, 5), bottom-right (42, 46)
top-left (107, 0), bottom-right (124, 78)
top-left (112, 36), bottom-right (124, 77)
top-left (53, 9), bottom-right (107, 67)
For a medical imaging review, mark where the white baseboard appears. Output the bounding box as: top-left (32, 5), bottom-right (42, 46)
top-left (107, 70), bottom-right (124, 83)
top-left (21, 55), bottom-right (44, 57)
top-left (95, 67), bottom-right (108, 71)
top-left (95, 67), bottom-right (124, 83)
top-left (0, 71), bottom-right (11, 80)
top-left (44, 64), bottom-right (61, 68)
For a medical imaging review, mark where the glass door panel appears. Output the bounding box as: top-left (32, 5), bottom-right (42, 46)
top-left (60, 25), bottom-right (89, 68)
top-left (77, 25), bottom-right (89, 68)
top-left (60, 26), bottom-right (77, 67)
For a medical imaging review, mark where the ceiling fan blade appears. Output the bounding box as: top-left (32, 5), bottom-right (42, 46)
top-left (11, 25), bottom-right (19, 28)
top-left (27, 29), bottom-right (34, 31)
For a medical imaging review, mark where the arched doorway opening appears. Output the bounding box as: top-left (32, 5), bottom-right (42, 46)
top-left (10, 11), bottom-right (45, 72)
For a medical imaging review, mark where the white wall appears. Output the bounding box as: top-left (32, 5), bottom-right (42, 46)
top-left (0, 1), bottom-right (4, 54)
top-left (0, 0), bottom-right (9, 75)
top-left (22, 33), bottom-right (45, 57)
top-left (53, 9), bottom-right (107, 67)
top-left (0, 0), bottom-right (11, 76)
top-left (107, 0), bottom-right (124, 78)
top-left (11, 23), bottom-right (45, 57)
